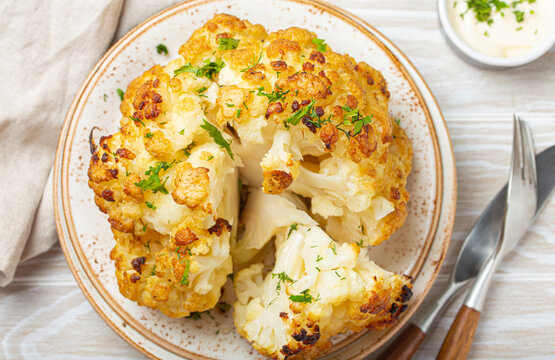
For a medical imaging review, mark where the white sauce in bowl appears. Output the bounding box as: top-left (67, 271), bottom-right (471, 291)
top-left (447, 0), bottom-right (555, 58)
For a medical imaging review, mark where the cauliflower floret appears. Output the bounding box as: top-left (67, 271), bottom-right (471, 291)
top-left (260, 129), bottom-right (301, 194)
top-left (234, 209), bottom-right (412, 360)
top-left (289, 157), bottom-right (374, 218)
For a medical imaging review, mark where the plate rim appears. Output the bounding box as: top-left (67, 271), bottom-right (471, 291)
top-left (53, 0), bottom-right (457, 359)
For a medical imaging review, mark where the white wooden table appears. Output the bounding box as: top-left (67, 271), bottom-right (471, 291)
top-left (2, 1), bottom-right (554, 359)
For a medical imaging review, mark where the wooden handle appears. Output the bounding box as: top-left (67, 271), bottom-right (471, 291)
top-left (377, 323), bottom-right (426, 360)
top-left (436, 305), bottom-right (481, 360)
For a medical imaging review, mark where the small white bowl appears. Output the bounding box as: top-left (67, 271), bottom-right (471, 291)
top-left (438, 0), bottom-right (555, 68)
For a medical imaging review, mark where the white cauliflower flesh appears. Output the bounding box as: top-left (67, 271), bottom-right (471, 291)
top-left (233, 196), bottom-right (412, 360)
top-left (232, 188), bottom-right (316, 265)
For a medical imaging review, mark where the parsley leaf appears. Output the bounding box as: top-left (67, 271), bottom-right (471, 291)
top-left (200, 120), bottom-right (234, 159)
top-left (145, 201), bottom-right (157, 210)
top-left (196, 86), bottom-right (208, 98)
top-left (134, 161), bottom-right (175, 194)
top-left (286, 100), bottom-right (316, 126)
top-left (129, 116), bottom-right (145, 126)
top-left (216, 302), bottom-right (231, 312)
top-left (180, 260), bottom-right (191, 286)
top-left (218, 38), bottom-right (240, 50)
top-left (116, 88), bottom-right (124, 101)
top-left (241, 51), bottom-right (263, 72)
top-left (145, 132), bottom-right (154, 139)
top-left (156, 43), bottom-right (168, 55)
top-left (287, 223), bottom-right (298, 239)
top-left (272, 271), bottom-right (295, 294)
top-left (174, 59), bottom-right (225, 80)
top-left (311, 38), bottom-right (328, 52)
top-left (186, 310), bottom-right (214, 320)
top-left (341, 106), bottom-right (373, 136)
top-left (182, 141), bottom-right (196, 156)
top-left (513, 9), bottom-right (525, 22)
top-left (256, 87), bottom-right (289, 103)
top-left (289, 289), bottom-right (318, 303)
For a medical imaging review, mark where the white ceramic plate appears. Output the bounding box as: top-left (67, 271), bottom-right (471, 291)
top-left (54, 0), bottom-right (457, 359)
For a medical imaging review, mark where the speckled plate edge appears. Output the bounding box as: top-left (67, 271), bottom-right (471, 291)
top-left (53, 1), bottom-right (457, 359)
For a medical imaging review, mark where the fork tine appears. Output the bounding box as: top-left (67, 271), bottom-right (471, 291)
top-left (518, 117), bottom-right (537, 187)
top-left (511, 114), bottom-right (524, 184)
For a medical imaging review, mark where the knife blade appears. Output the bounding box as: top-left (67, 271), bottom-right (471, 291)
top-left (376, 144), bottom-right (555, 360)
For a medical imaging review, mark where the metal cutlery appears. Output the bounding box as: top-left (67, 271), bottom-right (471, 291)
top-left (378, 118), bottom-right (555, 360)
top-left (435, 116), bottom-right (537, 359)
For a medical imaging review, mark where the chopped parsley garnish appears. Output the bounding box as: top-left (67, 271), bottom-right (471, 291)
top-left (236, 108), bottom-right (242, 118)
top-left (130, 116), bottom-right (145, 126)
top-left (182, 141), bottom-right (196, 156)
top-left (329, 242), bottom-right (337, 255)
top-left (241, 51), bottom-right (263, 72)
top-left (174, 59), bottom-right (225, 80)
top-left (513, 9), bottom-right (525, 22)
top-left (207, 155), bottom-right (214, 161)
top-left (145, 201), bottom-right (157, 210)
top-left (311, 38), bottom-right (328, 52)
top-left (156, 43), bottom-right (168, 55)
top-left (395, 118), bottom-right (401, 126)
top-left (200, 120), bottom-right (234, 159)
top-left (134, 160), bottom-right (175, 194)
top-left (186, 310), bottom-right (214, 320)
top-left (216, 302), bottom-right (231, 312)
top-left (117, 88), bottom-right (124, 101)
top-left (358, 224), bottom-right (366, 235)
top-left (150, 265), bottom-right (157, 276)
top-left (272, 272), bottom-right (295, 294)
top-left (196, 86), bottom-right (208, 98)
top-left (289, 289), bottom-right (319, 303)
top-left (145, 132), bottom-right (154, 139)
top-left (516, 26), bottom-right (523, 31)
top-left (256, 87), bottom-right (289, 103)
top-left (103, 94), bottom-right (108, 102)
top-left (286, 100), bottom-right (316, 126)
top-left (356, 239), bottom-right (364, 248)
top-left (179, 128), bottom-right (185, 135)
top-left (341, 106), bottom-right (373, 136)
top-left (287, 223), bottom-right (298, 239)
top-left (144, 240), bottom-right (151, 251)
top-left (218, 37), bottom-right (240, 50)
top-left (315, 266), bottom-right (321, 272)
top-left (316, 254), bottom-right (323, 262)
top-left (180, 260), bottom-right (191, 286)
top-left (461, 0), bottom-right (535, 25)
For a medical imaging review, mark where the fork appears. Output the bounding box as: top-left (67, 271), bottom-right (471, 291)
top-left (436, 115), bottom-right (538, 360)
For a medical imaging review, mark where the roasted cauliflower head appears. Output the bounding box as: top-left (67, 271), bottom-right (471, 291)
top-left (87, 13), bottom-right (414, 358)
top-left (234, 191), bottom-right (412, 360)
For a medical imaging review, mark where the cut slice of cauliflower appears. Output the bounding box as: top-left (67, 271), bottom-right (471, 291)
top-left (233, 195), bottom-right (412, 360)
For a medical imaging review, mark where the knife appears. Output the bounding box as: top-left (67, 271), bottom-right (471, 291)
top-left (377, 144), bottom-right (555, 360)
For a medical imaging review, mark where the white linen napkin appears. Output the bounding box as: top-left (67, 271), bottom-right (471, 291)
top-left (0, 0), bottom-right (183, 286)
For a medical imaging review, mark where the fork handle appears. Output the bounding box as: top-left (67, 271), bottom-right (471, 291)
top-left (378, 323), bottom-right (426, 360)
top-left (436, 305), bottom-right (481, 360)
